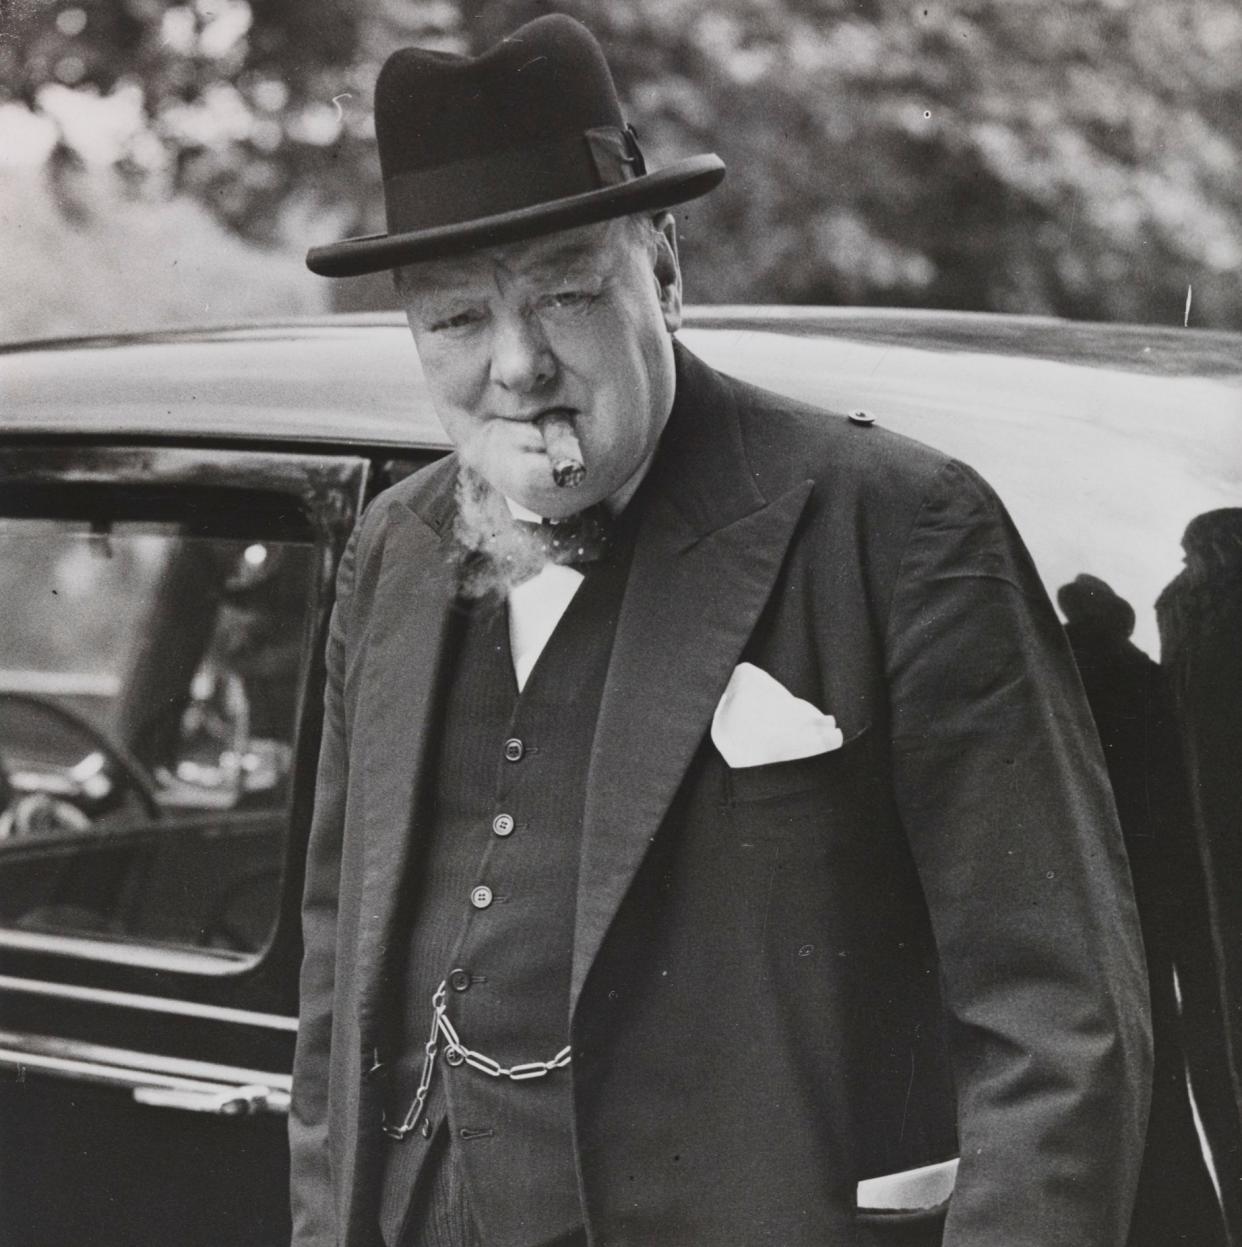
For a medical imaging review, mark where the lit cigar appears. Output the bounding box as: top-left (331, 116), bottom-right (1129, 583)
top-left (538, 411), bottom-right (586, 488)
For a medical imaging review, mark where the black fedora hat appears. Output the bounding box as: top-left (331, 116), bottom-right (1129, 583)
top-left (305, 15), bottom-right (725, 278)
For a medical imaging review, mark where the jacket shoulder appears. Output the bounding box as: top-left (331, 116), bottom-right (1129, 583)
top-left (718, 366), bottom-right (955, 516)
top-left (703, 362), bottom-right (1028, 612)
top-left (354, 453), bottom-right (457, 545)
top-left (337, 452), bottom-right (458, 614)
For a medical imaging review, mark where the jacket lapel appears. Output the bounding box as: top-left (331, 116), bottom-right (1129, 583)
top-left (571, 347), bottom-right (813, 1011)
top-left (354, 460), bottom-right (459, 1034)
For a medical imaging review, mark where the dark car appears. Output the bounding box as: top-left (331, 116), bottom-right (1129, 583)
top-left (1, 310), bottom-right (1239, 1246)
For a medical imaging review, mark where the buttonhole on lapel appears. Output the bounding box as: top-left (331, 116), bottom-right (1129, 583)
top-left (459, 1127), bottom-right (495, 1141)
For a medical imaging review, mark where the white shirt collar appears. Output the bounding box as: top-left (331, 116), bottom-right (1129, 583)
top-left (505, 497), bottom-right (544, 523)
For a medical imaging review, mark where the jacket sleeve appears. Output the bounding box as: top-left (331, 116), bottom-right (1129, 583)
top-left (289, 517), bottom-right (361, 1246)
top-left (885, 460), bottom-right (1153, 1246)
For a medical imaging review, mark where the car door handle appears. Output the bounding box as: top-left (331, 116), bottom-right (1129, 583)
top-left (132, 1082), bottom-right (289, 1115)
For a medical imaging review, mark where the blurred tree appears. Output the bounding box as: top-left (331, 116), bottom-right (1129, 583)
top-left (1, 0), bottom-right (440, 246)
top-left (477, 0), bottom-right (1242, 325)
top-left (1, 0), bottom-right (1239, 326)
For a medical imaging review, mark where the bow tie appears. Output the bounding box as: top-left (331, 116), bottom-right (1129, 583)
top-left (512, 505), bottom-right (613, 567)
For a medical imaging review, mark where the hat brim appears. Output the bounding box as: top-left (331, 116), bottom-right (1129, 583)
top-left (305, 154), bottom-right (725, 278)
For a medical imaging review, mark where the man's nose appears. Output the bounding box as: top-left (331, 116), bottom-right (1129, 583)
top-left (489, 309), bottom-right (555, 393)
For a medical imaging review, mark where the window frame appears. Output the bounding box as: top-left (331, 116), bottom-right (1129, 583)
top-left (0, 443), bottom-right (368, 989)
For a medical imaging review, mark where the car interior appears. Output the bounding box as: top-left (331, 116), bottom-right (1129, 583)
top-left (0, 487), bottom-right (317, 958)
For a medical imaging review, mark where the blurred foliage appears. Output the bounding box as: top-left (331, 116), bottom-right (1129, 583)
top-left (0, 166), bottom-right (327, 340)
top-left (2, 0), bottom-right (1240, 326)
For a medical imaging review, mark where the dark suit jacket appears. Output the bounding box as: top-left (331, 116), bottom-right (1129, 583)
top-left (290, 344), bottom-right (1152, 1246)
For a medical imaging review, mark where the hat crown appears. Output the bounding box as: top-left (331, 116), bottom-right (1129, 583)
top-left (375, 15), bottom-right (624, 182)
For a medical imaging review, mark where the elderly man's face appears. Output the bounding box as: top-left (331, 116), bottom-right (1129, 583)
top-left (398, 215), bottom-right (682, 518)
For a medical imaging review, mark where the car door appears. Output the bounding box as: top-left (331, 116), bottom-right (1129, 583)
top-left (0, 442), bottom-right (367, 1247)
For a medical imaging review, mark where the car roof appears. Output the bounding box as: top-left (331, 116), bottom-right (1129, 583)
top-left (3, 308), bottom-right (1239, 659)
top-left (3, 308), bottom-right (1239, 451)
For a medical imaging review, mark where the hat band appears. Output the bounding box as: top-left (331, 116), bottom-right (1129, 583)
top-left (383, 126), bottom-right (645, 234)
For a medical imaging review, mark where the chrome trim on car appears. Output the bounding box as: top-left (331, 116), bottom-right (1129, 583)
top-left (0, 929), bottom-right (257, 976)
top-left (0, 973), bottom-right (299, 1031)
top-left (0, 1030), bottom-right (290, 1114)
top-left (0, 1028), bottom-right (292, 1088)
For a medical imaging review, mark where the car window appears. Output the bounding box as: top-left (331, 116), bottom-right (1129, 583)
top-left (0, 515), bottom-right (316, 959)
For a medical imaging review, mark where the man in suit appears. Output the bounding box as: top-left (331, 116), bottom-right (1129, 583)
top-left (292, 16), bottom-right (1151, 1247)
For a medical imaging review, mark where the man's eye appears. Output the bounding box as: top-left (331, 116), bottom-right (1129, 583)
top-left (540, 290), bottom-right (592, 311)
top-left (430, 310), bottom-right (483, 332)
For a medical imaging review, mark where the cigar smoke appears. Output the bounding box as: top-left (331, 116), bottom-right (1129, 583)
top-left (538, 411), bottom-right (587, 488)
top-left (451, 468), bottom-right (550, 600)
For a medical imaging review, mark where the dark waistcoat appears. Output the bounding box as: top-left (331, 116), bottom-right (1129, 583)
top-left (379, 545), bottom-right (632, 1247)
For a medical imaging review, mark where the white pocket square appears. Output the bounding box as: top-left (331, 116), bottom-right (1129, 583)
top-left (856, 1157), bottom-right (959, 1211)
top-left (711, 662), bottom-right (844, 768)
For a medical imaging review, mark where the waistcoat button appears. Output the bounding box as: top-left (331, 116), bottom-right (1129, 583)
top-left (503, 738), bottom-right (525, 762)
top-left (449, 968), bottom-right (471, 992)
top-left (470, 885), bottom-right (494, 909)
top-left (492, 813), bottom-right (515, 836)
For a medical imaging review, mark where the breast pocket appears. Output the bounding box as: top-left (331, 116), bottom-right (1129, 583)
top-left (723, 723), bottom-right (872, 846)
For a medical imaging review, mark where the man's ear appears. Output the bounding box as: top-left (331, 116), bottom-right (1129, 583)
top-left (651, 212), bottom-right (683, 334)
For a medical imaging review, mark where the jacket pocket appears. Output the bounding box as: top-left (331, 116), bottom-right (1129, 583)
top-left (854, 1204), bottom-right (948, 1245)
top-left (856, 1156), bottom-right (958, 1211)
top-left (854, 1157), bottom-right (956, 1244)
top-left (723, 723), bottom-right (872, 843)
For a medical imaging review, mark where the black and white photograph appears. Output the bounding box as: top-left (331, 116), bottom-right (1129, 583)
top-left (1, 3), bottom-right (1240, 1244)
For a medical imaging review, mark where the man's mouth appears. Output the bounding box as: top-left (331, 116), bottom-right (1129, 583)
top-left (503, 404), bottom-right (575, 424)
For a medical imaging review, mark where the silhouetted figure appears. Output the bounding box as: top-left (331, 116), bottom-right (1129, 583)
top-left (1061, 573), bottom-right (1237, 1245)
top-left (1158, 511), bottom-right (1242, 1234)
